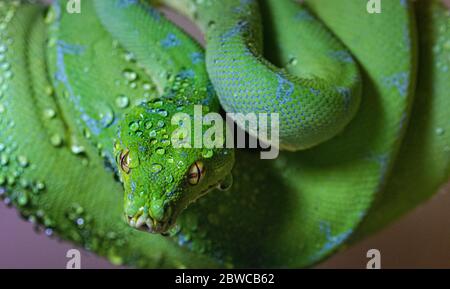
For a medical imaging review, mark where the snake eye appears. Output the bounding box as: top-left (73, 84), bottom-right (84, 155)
top-left (188, 161), bottom-right (205, 185)
top-left (117, 149), bottom-right (131, 174)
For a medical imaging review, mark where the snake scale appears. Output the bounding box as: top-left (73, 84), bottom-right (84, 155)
top-left (0, 0), bottom-right (449, 268)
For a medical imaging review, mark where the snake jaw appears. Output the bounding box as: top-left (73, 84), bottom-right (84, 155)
top-left (126, 206), bottom-right (174, 234)
top-left (127, 214), bottom-right (170, 234)
top-left (125, 178), bottom-right (231, 234)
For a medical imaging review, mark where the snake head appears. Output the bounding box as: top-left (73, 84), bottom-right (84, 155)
top-left (115, 99), bottom-right (234, 234)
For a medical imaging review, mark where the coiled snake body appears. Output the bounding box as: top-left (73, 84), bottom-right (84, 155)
top-left (0, 0), bottom-right (449, 267)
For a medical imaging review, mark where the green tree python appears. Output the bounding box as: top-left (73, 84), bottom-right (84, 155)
top-left (0, 0), bottom-right (449, 268)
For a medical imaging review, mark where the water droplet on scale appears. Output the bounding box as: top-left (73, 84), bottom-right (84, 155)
top-left (76, 218), bottom-right (85, 227)
top-left (166, 174), bottom-right (174, 184)
top-left (158, 110), bottom-right (168, 118)
top-left (43, 108), bottom-right (56, 119)
top-left (20, 179), bottom-right (29, 189)
top-left (50, 134), bottom-right (63, 147)
top-left (44, 228), bottom-right (53, 236)
top-left (129, 122), bottom-right (140, 132)
top-left (115, 95), bottom-right (130, 109)
top-left (436, 127), bottom-right (445, 136)
top-left (157, 120), bottom-right (165, 128)
top-left (71, 145), bottom-right (85, 155)
top-left (17, 192), bottom-right (28, 206)
top-left (0, 153), bottom-right (9, 166)
top-left (99, 106), bottom-right (115, 128)
top-left (161, 139), bottom-right (170, 147)
top-left (124, 52), bottom-right (136, 63)
top-left (145, 121), bottom-right (153, 130)
top-left (17, 155), bottom-right (28, 167)
top-left (151, 163), bottom-right (163, 174)
top-left (142, 83), bottom-right (153, 91)
top-left (122, 69), bottom-right (138, 82)
top-left (35, 181), bottom-right (46, 192)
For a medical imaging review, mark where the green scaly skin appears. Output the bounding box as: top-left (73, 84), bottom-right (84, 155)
top-left (164, 0), bottom-right (362, 151)
top-left (47, 0), bottom-right (234, 234)
top-left (0, 0), bottom-right (449, 268)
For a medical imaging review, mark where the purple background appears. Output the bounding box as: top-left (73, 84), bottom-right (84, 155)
top-left (1, 1), bottom-right (450, 269)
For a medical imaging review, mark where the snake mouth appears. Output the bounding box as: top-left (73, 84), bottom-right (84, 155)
top-left (125, 179), bottom-right (227, 234)
top-left (126, 214), bottom-right (173, 234)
